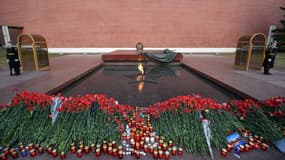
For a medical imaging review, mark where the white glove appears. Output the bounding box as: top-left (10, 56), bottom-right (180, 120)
top-left (6, 59), bottom-right (9, 63)
top-left (15, 59), bottom-right (19, 61)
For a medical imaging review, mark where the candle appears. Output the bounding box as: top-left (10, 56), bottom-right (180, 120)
top-left (30, 149), bottom-right (36, 157)
top-left (159, 140), bottom-right (164, 147)
top-left (95, 148), bottom-right (101, 157)
top-left (130, 148), bottom-right (135, 156)
top-left (221, 148), bottom-right (227, 157)
top-left (11, 151), bottom-right (18, 159)
top-left (153, 150), bottom-right (158, 159)
top-left (178, 147), bottom-right (183, 156)
top-left (103, 144), bottom-right (107, 153)
top-left (38, 146), bottom-right (44, 154)
top-left (261, 143), bottom-right (268, 151)
top-left (171, 147), bottom-right (177, 155)
top-left (0, 153), bottom-right (7, 160)
top-left (112, 141), bottom-right (117, 148)
top-left (3, 148), bottom-right (9, 156)
top-left (144, 144), bottom-right (148, 152)
top-left (52, 149), bottom-right (58, 157)
top-left (165, 151), bottom-right (170, 159)
top-left (245, 144), bottom-right (250, 152)
top-left (155, 136), bottom-right (160, 142)
top-left (149, 126), bottom-right (153, 132)
top-left (149, 146), bottom-right (154, 154)
top-left (239, 145), bottom-right (244, 152)
top-left (226, 144), bottom-right (232, 151)
top-left (90, 144), bottom-right (95, 152)
top-left (162, 143), bottom-right (167, 151)
top-left (71, 146), bottom-right (76, 154)
top-left (77, 149), bottom-right (83, 158)
top-left (254, 143), bottom-right (259, 149)
top-left (47, 146), bottom-right (52, 154)
top-left (158, 150), bottom-right (163, 159)
top-left (118, 150), bottom-right (123, 159)
top-left (168, 140), bottom-right (173, 148)
top-left (112, 148), bottom-right (117, 157)
top-left (84, 146), bottom-right (90, 154)
top-left (140, 141), bottom-right (144, 148)
top-left (28, 143), bottom-right (34, 150)
top-left (135, 150), bottom-right (140, 159)
top-left (108, 147), bottom-right (113, 155)
top-left (60, 152), bottom-right (66, 159)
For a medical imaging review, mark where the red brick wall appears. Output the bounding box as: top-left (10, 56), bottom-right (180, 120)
top-left (0, 0), bottom-right (284, 48)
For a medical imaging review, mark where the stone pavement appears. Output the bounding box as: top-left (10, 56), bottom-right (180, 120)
top-left (182, 54), bottom-right (285, 102)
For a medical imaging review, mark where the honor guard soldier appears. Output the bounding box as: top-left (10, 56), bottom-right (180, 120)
top-left (6, 41), bottom-right (21, 76)
top-left (263, 40), bottom-right (278, 75)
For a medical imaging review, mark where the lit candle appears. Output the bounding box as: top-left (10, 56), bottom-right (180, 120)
top-left (90, 144), bottom-right (95, 152)
top-left (158, 150), bottom-right (163, 159)
top-left (30, 149), bottom-right (36, 157)
top-left (153, 150), bottom-right (158, 159)
top-left (71, 146), bottom-right (76, 154)
top-left (254, 143), bottom-right (259, 149)
top-left (0, 153), bottom-right (7, 160)
top-left (95, 148), bottom-right (101, 157)
top-left (135, 142), bottom-right (140, 150)
top-left (108, 147), bottom-right (113, 155)
top-left (226, 144), bottom-right (232, 151)
top-left (135, 150), bottom-right (141, 159)
top-left (159, 140), bottom-right (164, 147)
top-left (155, 136), bottom-right (160, 142)
top-left (112, 141), bottom-right (116, 148)
top-left (165, 151), bottom-right (170, 159)
top-left (38, 146), bottom-right (44, 154)
top-left (221, 148), bottom-right (227, 157)
top-left (77, 149), bottom-right (83, 158)
top-left (178, 147), bottom-right (183, 156)
top-left (11, 151), bottom-right (18, 159)
top-left (84, 146), bottom-right (90, 154)
top-left (28, 143), bottom-right (34, 150)
top-left (162, 143), bottom-right (167, 151)
top-left (60, 152), bottom-right (66, 159)
top-left (245, 144), bottom-right (250, 152)
top-left (103, 144), bottom-right (107, 153)
top-left (261, 143), bottom-right (268, 151)
top-left (171, 147), bottom-right (177, 155)
top-left (168, 140), bottom-right (173, 148)
top-left (52, 149), bottom-right (58, 157)
top-left (240, 145), bottom-right (245, 152)
top-left (144, 144), bottom-right (148, 152)
top-left (118, 150), bottom-right (123, 159)
top-left (149, 146), bottom-right (154, 154)
top-left (112, 148), bottom-right (117, 157)
top-left (140, 141), bottom-right (144, 148)
top-left (3, 148), bottom-right (9, 156)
